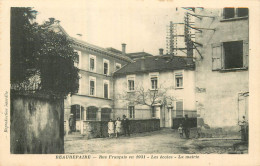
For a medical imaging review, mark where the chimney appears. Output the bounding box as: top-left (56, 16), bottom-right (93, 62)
top-left (122, 43), bottom-right (126, 54)
top-left (159, 48), bottom-right (164, 56)
top-left (76, 34), bottom-right (83, 40)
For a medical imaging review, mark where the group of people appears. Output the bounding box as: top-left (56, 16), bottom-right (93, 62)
top-left (178, 115), bottom-right (190, 139)
top-left (107, 115), bottom-right (130, 138)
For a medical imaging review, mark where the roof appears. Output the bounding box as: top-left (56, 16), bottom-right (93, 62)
top-left (114, 55), bottom-right (195, 76)
top-left (52, 24), bottom-right (133, 63)
top-left (126, 52), bottom-right (153, 60)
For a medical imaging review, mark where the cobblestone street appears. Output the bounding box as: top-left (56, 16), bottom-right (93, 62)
top-left (65, 129), bottom-right (247, 154)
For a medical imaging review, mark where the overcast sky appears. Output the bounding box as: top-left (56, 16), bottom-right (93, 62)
top-left (35, 1), bottom-right (186, 55)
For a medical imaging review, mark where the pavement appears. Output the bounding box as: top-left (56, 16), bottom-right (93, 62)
top-left (64, 128), bottom-right (247, 154)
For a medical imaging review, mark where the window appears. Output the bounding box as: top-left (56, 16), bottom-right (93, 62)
top-left (151, 106), bottom-right (156, 118)
top-left (77, 74), bottom-right (82, 94)
top-left (176, 100), bottom-right (183, 118)
top-left (74, 50), bottom-right (81, 68)
top-left (89, 55), bottom-right (96, 72)
top-left (223, 41), bottom-right (243, 69)
top-left (212, 40), bottom-right (248, 70)
top-left (89, 76), bottom-right (96, 96)
top-left (223, 7), bottom-right (248, 19)
top-left (175, 72), bottom-right (183, 88)
top-left (87, 106), bottom-right (98, 120)
top-left (149, 72), bottom-right (159, 90)
top-left (103, 80), bottom-right (109, 99)
top-left (129, 106), bottom-right (135, 119)
top-left (151, 77), bottom-right (158, 90)
top-left (103, 59), bottom-right (109, 75)
top-left (127, 75), bottom-right (135, 91)
top-left (115, 63), bottom-right (121, 71)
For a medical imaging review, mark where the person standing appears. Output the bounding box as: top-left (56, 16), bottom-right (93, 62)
top-left (115, 117), bottom-right (122, 138)
top-left (178, 124), bottom-right (184, 138)
top-left (122, 115), bottom-right (130, 136)
top-left (108, 119), bottom-right (115, 138)
top-left (183, 114), bottom-right (190, 139)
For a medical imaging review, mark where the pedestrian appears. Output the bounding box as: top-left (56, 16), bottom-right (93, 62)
top-left (178, 124), bottom-right (183, 138)
top-left (239, 116), bottom-right (248, 142)
top-left (183, 114), bottom-right (190, 139)
top-left (122, 115), bottom-right (130, 136)
top-left (108, 119), bottom-right (115, 138)
top-left (115, 117), bottom-right (122, 138)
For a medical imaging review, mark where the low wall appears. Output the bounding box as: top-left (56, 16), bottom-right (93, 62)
top-left (10, 92), bottom-right (64, 154)
top-left (172, 118), bottom-right (197, 129)
top-left (81, 119), bottom-right (160, 139)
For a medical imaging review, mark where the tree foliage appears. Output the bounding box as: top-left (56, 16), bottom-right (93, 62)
top-left (11, 7), bottom-right (79, 97)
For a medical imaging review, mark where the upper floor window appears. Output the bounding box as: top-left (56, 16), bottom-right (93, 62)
top-left (74, 50), bottom-right (81, 68)
top-left (212, 40), bottom-right (248, 70)
top-left (115, 63), bottom-right (122, 71)
top-left (223, 7), bottom-right (248, 19)
top-left (175, 72), bottom-right (183, 88)
top-left (89, 76), bottom-right (96, 96)
top-left (127, 75), bottom-right (135, 91)
top-left (103, 80), bottom-right (109, 99)
top-left (89, 55), bottom-right (96, 72)
top-left (129, 106), bottom-right (135, 119)
top-left (149, 72), bottom-right (159, 90)
top-left (103, 59), bottom-right (109, 75)
top-left (77, 73), bottom-right (82, 94)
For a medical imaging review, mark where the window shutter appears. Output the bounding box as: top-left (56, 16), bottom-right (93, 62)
top-left (243, 40), bottom-right (249, 68)
top-left (212, 43), bottom-right (222, 70)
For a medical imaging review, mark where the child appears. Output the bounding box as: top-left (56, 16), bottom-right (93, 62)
top-left (108, 119), bottom-right (115, 138)
top-left (178, 124), bottom-right (183, 138)
top-left (115, 117), bottom-right (122, 138)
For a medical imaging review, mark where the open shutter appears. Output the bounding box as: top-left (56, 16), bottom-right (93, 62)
top-left (243, 40), bottom-right (249, 68)
top-left (212, 43), bottom-right (223, 70)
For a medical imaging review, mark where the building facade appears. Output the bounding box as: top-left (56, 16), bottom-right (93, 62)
top-left (194, 8), bottom-right (249, 129)
top-left (52, 26), bottom-right (134, 132)
top-left (113, 54), bottom-right (196, 128)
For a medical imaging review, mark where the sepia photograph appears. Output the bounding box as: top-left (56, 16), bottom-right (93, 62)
top-left (8, 5), bottom-right (251, 155)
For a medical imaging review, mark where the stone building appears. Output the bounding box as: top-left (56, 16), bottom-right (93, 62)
top-left (52, 25), bottom-right (133, 132)
top-left (193, 8), bottom-right (249, 130)
top-left (113, 50), bottom-right (196, 128)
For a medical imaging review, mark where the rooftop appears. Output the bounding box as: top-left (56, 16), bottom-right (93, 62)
top-left (114, 55), bottom-right (195, 76)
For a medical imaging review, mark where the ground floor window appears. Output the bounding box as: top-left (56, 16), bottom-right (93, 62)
top-left (176, 100), bottom-right (183, 118)
top-left (101, 108), bottom-right (112, 121)
top-left (87, 106), bottom-right (98, 120)
top-left (129, 106), bottom-right (135, 119)
top-left (151, 106), bottom-right (156, 118)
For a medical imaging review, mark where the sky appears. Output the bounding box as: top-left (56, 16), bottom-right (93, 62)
top-left (35, 1), bottom-right (187, 55)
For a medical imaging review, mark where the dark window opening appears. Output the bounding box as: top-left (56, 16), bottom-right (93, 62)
top-left (104, 62), bottom-right (108, 75)
top-left (237, 8), bottom-right (248, 17)
top-left (87, 106), bottom-right (98, 120)
top-left (223, 8), bottom-right (235, 19)
top-left (128, 80), bottom-right (134, 91)
top-left (104, 83), bottom-right (108, 99)
top-left (90, 58), bottom-right (95, 71)
top-left (151, 106), bottom-right (156, 118)
top-left (129, 106), bottom-right (135, 118)
top-left (90, 80), bottom-right (95, 95)
top-left (151, 77), bottom-right (158, 90)
top-left (223, 41), bottom-right (243, 69)
top-left (101, 108), bottom-right (111, 121)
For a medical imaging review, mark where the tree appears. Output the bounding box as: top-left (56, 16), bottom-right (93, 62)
top-left (11, 7), bottom-right (79, 97)
top-left (119, 84), bottom-right (176, 109)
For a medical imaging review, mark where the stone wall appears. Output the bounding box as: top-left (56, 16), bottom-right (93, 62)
top-left (80, 119), bottom-right (160, 139)
top-left (10, 92), bottom-right (64, 154)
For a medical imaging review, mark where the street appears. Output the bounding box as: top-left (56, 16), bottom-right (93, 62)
top-left (65, 129), bottom-right (247, 154)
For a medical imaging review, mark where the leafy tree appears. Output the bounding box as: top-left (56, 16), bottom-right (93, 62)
top-left (11, 7), bottom-right (79, 97)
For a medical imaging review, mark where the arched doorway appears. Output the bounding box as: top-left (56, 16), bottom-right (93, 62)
top-left (101, 108), bottom-right (112, 121)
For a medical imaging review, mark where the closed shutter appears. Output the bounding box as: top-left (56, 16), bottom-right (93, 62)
top-left (243, 40), bottom-right (249, 68)
top-left (212, 43), bottom-right (223, 70)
